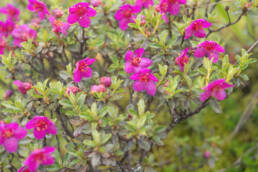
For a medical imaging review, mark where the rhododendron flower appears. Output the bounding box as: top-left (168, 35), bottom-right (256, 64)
top-left (4, 89), bottom-right (13, 100)
top-left (0, 122), bottom-right (27, 153)
top-left (175, 48), bottom-right (189, 72)
top-left (204, 150), bottom-right (211, 159)
top-left (73, 58), bottom-right (95, 83)
top-left (0, 19), bottom-right (15, 37)
top-left (52, 8), bottom-right (63, 18)
top-left (200, 79), bottom-right (234, 102)
top-left (23, 147), bottom-right (55, 172)
top-left (26, 116), bottom-right (57, 140)
top-left (91, 0), bottom-right (102, 7)
top-left (67, 2), bottom-right (96, 28)
top-left (100, 76), bottom-right (112, 87)
top-left (0, 4), bottom-right (20, 21)
top-left (0, 37), bottom-right (6, 56)
top-left (135, 0), bottom-right (154, 8)
top-left (12, 24), bottom-right (37, 47)
top-left (158, 0), bottom-right (187, 16)
top-left (115, 4), bottom-right (141, 30)
top-left (130, 68), bottom-right (158, 96)
top-left (184, 19), bottom-right (211, 39)
top-left (49, 16), bottom-right (70, 35)
top-left (13, 80), bottom-right (32, 94)
top-left (27, 0), bottom-right (49, 20)
top-left (90, 84), bottom-right (106, 94)
top-left (194, 40), bottom-right (225, 63)
top-left (66, 86), bottom-right (81, 95)
top-left (125, 48), bottom-right (152, 74)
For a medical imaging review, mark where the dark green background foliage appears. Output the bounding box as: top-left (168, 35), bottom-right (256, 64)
top-left (0, 0), bottom-right (257, 172)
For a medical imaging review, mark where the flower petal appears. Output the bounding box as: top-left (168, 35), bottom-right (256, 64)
top-left (4, 138), bottom-right (18, 153)
top-left (125, 62), bottom-right (134, 74)
top-left (33, 129), bottom-right (46, 140)
top-left (73, 70), bottom-right (82, 83)
top-left (133, 81), bottom-right (145, 92)
top-left (212, 89), bottom-right (226, 101)
top-left (67, 14), bottom-right (79, 24)
top-left (200, 91), bottom-right (211, 102)
top-left (78, 15), bottom-right (91, 28)
top-left (145, 81), bottom-right (157, 96)
top-left (134, 48), bottom-right (144, 58)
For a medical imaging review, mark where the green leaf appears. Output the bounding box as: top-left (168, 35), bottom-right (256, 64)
top-left (137, 99), bottom-right (145, 115)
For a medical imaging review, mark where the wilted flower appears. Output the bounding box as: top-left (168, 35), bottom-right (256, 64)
top-left (52, 8), bottom-right (63, 18)
top-left (67, 2), bottom-right (96, 28)
top-left (0, 122), bottom-right (27, 153)
top-left (184, 19), bottom-right (212, 39)
top-left (200, 79), bottom-right (234, 102)
top-left (130, 68), bottom-right (158, 96)
top-left (158, 0), bottom-right (187, 16)
top-left (4, 89), bottom-right (13, 100)
top-left (91, 0), bottom-right (102, 7)
top-left (175, 48), bottom-right (189, 72)
top-left (90, 84), bottom-right (106, 94)
top-left (125, 48), bottom-right (152, 74)
top-left (49, 16), bottom-right (70, 35)
top-left (26, 116), bottom-right (57, 140)
top-left (27, 0), bottom-right (49, 20)
top-left (13, 80), bottom-right (32, 94)
top-left (135, 0), bottom-right (154, 8)
top-left (115, 4), bottom-right (141, 30)
top-left (0, 3), bottom-right (20, 21)
top-left (100, 76), bottom-right (112, 87)
top-left (194, 40), bottom-right (225, 63)
top-left (73, 58), bottom-right (95, 83)
top-left (0, 19), bottom-right (15, 38)
top-left (12, 24), bottom-right (37, 47)
top-left (23, 147), bottom-right (55, 172)
top-left (66, 86), bottom-right (81, 95)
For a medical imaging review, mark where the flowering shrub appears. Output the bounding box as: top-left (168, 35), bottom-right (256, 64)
top-left (0, 0), bottom-right (257, 171)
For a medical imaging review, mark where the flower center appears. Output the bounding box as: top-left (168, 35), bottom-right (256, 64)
top-left (3, 129), bottom-right (14, 139)
top-left (160, 2), bottom-right (169, 11)
top-left (8, 8), bottom-right (16, 15)
top-left (34, 2), bottom-right (44, 11)
top-left (139, 73), bottom-right (150, 82)
top-left (132, 57), bottom-right (141, 66)
top-left (36, 120), bottom-right (48, 131)
top-left (54, 20), bottom-right (62, 27)
top-left (123, 10), bottom-right (132, 18)
top-left (169, 0), bottom-right (177, 4)
top-left (192, 23), bottom-right (202, 31)
top-left (204, 43), bottom-right (215, 51)
top-left (79, 61), bottom-right (89, 72)
top-left (76, 5), bottom-right (87, 16)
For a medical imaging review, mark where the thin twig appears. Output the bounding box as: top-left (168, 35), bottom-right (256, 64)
top-left (247, 40), bottom-right (258, 53)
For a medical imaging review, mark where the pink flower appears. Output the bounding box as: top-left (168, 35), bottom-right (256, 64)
top-left (158, 0), bottom-right (187, 16)
top-left (0, 37), bottom-right (6, 55)
top-left (4, 89), bottom-right (13, 100)
top-left (91, 0), bottom-right (102, 7)
top-left (0, 122), bottom-right (27, 153)
top-left (115, 4), bottom-right (141, 30)
top-left (26, 116), bottom-right (57, 140)
top-left (175, 48), bottom-right (189, 72)
top-left (73, 58), bottom-right (95, 83)
top-left (135, 0), bottom-right (154, 8)
top-left (0, 19), bottom-right (15, 38)
top-left (23, 147), bottom-right (55, 172)
top-left (67, 2), bottom-right (96, 28)
top-left (13, 80), bottom-right (32, 94)
top-left (200, 79), bottom-right (234, 102)
top-left (204, 150), bottom-right (211, 159)
top-left (125, 48), bottom-right (152, 74)
top-left (66, 86), bottom-right (81, 95)
top-left (130, 68), bottom-right (158, 96)
top-left (52, 8), bottom-right (63, 18)
top-left (100, 76), bottom-right (112, 87)
top-left (0, 4), bottom-right (20, 21)
top-left (27, 0), bottom-right (49, 20)
top-left (194, 40), bottom-right (225, 63)
top-left (90, 84), bottom-right (106, 94)
top-left (49, 16), bottom-right (70, 36)
top-left (12, 24), bottom-right (37, 47)
top-left (184, 19), bottom-right (211, 39)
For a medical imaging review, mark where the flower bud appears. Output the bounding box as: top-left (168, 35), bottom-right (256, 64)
top-left (4, 90), bottom-right (13, 100)
top-left (204, 150), bottom-right (211, 159)
top-left (91, 0), bottom-right (102, 7)
top-left (100, 76), bottom-right (112, 87)
top-left (52, 8), bottom-right (64, 18)
top-left (66, 86), bottom-right (80, 95)
top-left (140, 15), bottom-right (146, 26)
top-left (90, 84), bottom-right (106, 94)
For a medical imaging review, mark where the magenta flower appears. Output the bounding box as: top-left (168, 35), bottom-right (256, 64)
top-left (100, 76), bottom-right (112, 87)
top-left (13, 80), bottom-right (32, 94)
top-left (184, 19), bottom-right (211, 39)
top-left (23, 147), bottom-right (55, 172)
top-left (130, 68), bottom-right (158, 96)
top-left (26, 116), bottom-right (57, 140)
top-left (135, 0), bottom-right (154, 8)
top-left (90, 84), bottom-right (106, 94)
top-left (125, 48), bottom-right (152, 74)
top-left (4, 89), bottom-right (13, 100)
top-left (158, 0), bottom-right (187, 16)
top-left (52, 8), bottom-right (63, 18)
top-left (0, 37), bottom-right (6, 55)
top-left (73, 58), bottom-right (95, 83)
top-left (49, 16), bottom-right (70, 36)
top-left (27, 0), bottom-right (49, 20)
top-left (0, 19), bottom-right (15, 38)
top-left (175, 48), bottom-right (189, 72)
top-left (115, 4), bottom-right (141, 30)
top-left (0, 122), bottom-right (27, 153)
top-left (66, 86), bottom-right (81, 95)
top-left (194, 40), bottom-right (225, 63)
top-left (0, 4), bottom-right (20, 21)
top-left (12, 24), bottom-right (37, 47)
top-left (67, 2), bottom-right (96, 28)
top-left (200, 79), bottom-right (234, 102)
